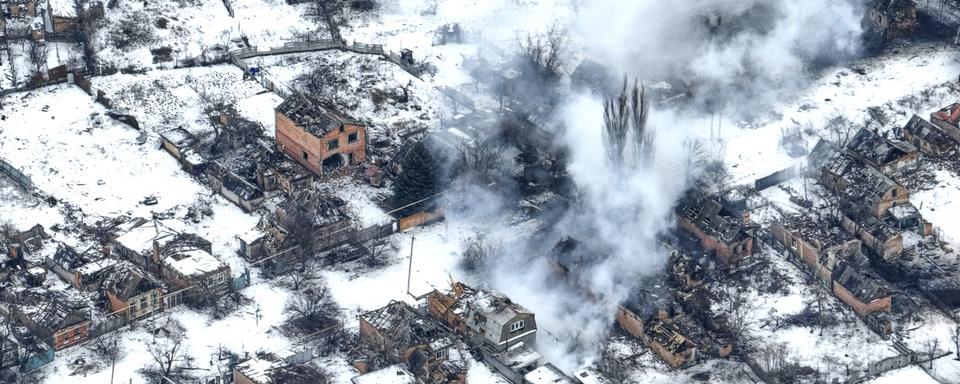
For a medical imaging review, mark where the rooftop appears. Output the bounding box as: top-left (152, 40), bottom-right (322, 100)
top-left (162, 248), bottom-right (226, 278)
top-left (351, 365), bottom-right (415, 384)
top-left (276, 95), bottom-right (359, 138)
top-left (524, 364), bottom-right (575, 384)
top-left (48, 0), bottom-right (78, 17)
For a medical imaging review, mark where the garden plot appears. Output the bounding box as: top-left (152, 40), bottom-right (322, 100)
top-left (89, 0), bottom-right (330, 70)
top-left (90, 65), bottom-right (269, 137)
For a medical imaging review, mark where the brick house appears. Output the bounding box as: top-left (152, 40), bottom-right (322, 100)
top-left (103, 266), bottom-right (163, 320)
top-left (359, 301), bottom-right (464, 384)
top-left (3, 0), bottom-right (37, 17)
top-left (614, 307), bottom-right (697, 369)
top-left (831, 261), bottom-right (892, 317)
top-left (46, 0), bottom-right (80, 34)
top-left (809, 140), bottom-right (909, 219)
top-left (769, 214), bottom-right (862, 283)
top-left (867, 0), bottom-right (917, 37)
top-left (901, 115), bottom-right (954, 156)
top-left (846, 128), bottom-right (919, 175)
top-left (675, 190), bottom-right (759, 266)
top-left (275, 95), bottom-right (366, 175)
top-left (9, 293), bottom-right (90, 351)
top-left (931, 102), bottom-right (960, 143)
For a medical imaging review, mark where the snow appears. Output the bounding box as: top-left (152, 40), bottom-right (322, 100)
top-left (869, 365), bottom-right (940, 384)
top-left (163, 248), bottom-right (226, 277)
top-left (351, 365), bottom-right (416, 384)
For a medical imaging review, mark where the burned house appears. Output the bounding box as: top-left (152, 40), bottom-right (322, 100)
top-left (45, 245), bottom-right (116, 290)
top-left (615, 305), bottom-right (698, 369)
top-left (846, 128), bottom-right (918, 175)
top-left (769, 213), bottom-right (862, 283)
top-left (111, 219), bottom-right (230, 296)
top-left (930, 103), bottom-right (960, 144)
top-left (3, 224), bottom-right (48, 263)
top-left (275, 95), bottom-right (367, 175)
top-left (809, 140), bottom-right (910, 219)
top-left (838, 206), bottom-right (903, 260)
top-left (359, 301), bottom-right (464, 384)
top-left (3, 0), bottom-right (36, 17)
top-left (10, 324), bottom-right (53, 372)
top-left (255, 147), bottom-right (315, 195)
top-left (867, 0), bottom-right (917, 37)
top-left (102, 265), bottom-right (163, 320)
top-left (0, 325), bottom-right (18, 371)
top-left (832, 262), bottom-right (894, 336)
top-left (900, 115), bottom-right (954, 157)
top-left (159, 127), bottom-right (205, 174)
top-left (273, 190), bottom-right (353, 255)
top-left (234, 352), bottom-right (329, 384)
top-left (8, 291), bottom-right (90, 351)
top-left (675, 190), bottom-right (759, 266)
top-left (46, 0), bottom-right (79, 34)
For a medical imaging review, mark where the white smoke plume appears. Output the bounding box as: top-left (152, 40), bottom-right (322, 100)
top-left (447, 0), bottom-right (869, 371)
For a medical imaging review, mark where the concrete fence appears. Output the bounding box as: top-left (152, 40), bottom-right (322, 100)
top-left (0, 158), bottom-right (33, 190)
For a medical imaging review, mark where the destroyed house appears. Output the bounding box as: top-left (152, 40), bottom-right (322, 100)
top-left (255, 147), bottom-right (315, 195)
top-left (157, 241), bottom-right (230, 294)
top-left (769, 214), bottom-right (862, 283)
top-left (484, 342), bottom-right (542, 383)
top-left (931, 103), bottom-right (960, 143)
top-left (102, 266), bottom-right (163, 320)
top-left (234, 352), bottom-right (330, 384)
top-left (868, 0), bottom-right (917, 37)
top-left (207, 145), bottom-right (269, 213)
top-left (0, 328), bottom-right (17, 371)
top-left (831, 261), bottom-right (892, 317)
top-left (46, 0), bottom-right (79, 33)
top-left (3, 0), bottom-right (37, 17)
top-left (675, 190), bottom-right (758, 266)
top-left (274, 190), bottom-right (353, 253)
top-left (10, 292), bottom-right (90, 350)
top-left (463, 289), bottom-right (538, 352)
top-left (45, 244), bottom-right (114, 289)
top-left (809, 140), bottom-right (909, 219)
top-left (642, 317), bottom-right (698, 369)
top-left (5, 224), bottom-right (48, 261)
top-left (838, 205), bottom-right (903, 260)
top-left (159, 127), bottom-right (205, 174)
top-left (11, 324), bottom-right (53, 371)
top-left (901, 115), bottom-right (953, 156)
top-left (846, 128), bottom-right (918, 175)
top-left (352, 365), bottom-right (416, 384)
top-left (275, 95), bottom-right (367, 175)
top-left (427, 281), bottom-right (477, 334)
top-left (359, 301), bottom-right (461, 383)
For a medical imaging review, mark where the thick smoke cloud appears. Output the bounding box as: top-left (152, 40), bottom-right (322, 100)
top-left (576, 0), bottom-right (865, 115)
top-left (448, 0), bottom-right (869, 371)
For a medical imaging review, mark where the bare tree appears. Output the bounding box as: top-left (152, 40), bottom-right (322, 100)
top-left (364, 236), bottom-right (391, 267)
top-left (285, 285), bottom-right (339, 333)
top-left (283, 252), bottom-right (317, 291)
top-left (146, 321), bottom-right (187, 377)
top-left (28, 40), bottom-right (47, 76)
top-left (454, 137), bottom-right (501, 183)
top-left (88, 332), bottom-right (120, 383)
top-left (603, 77), bottom-right (653, 167)
top-left (422, 0), bottom-right (440, 16)
top-left (518, 23), bottom-right (567, 79)
top-left (681, 139), bottom-right (708, 186)
top-left (460, 232), bottom-right (502, 277)
top-left (825, 113), bottom-right (856, 148)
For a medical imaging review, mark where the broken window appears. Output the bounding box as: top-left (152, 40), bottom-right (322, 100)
top-left (328, 140), bottom-right (339, 151)
top-left (348, 132), bottom-right (359, 143)
top-left (510, 320), bottom-right (524, 333)
top-left (302, 151), bottom-right (308, 161)
top-left (434, 348), bottom-right (448, 359)
top-left (348, 152), bottom-right (355, 165)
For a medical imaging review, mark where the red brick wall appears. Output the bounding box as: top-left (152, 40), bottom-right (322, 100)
top-left (615, 306), bottom-right (644, 340)
top-left (54, 322), bottom-right (89, 350)
top-left (275, 111), bottom-right (366, 175)
top-left (832, 281), bottom-right (891, 317)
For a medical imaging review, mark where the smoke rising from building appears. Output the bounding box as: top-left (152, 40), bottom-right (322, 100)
top-left (444, 0), bottom-right (870, 371)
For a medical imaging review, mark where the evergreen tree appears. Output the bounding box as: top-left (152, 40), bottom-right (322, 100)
top-left (393, 141), bottom-right (441, 216)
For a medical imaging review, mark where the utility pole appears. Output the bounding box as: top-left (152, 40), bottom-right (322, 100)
top-left (406, 236), bottom-right (415, 296)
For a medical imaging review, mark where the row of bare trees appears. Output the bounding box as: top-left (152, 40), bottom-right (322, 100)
top-left (603, 78), bottom-right (654, 168)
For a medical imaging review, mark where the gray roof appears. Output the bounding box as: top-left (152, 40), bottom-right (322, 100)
top-left (464, 290), bottom-right (533, 344)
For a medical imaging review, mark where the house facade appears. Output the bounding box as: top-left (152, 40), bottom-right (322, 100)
top-left (275, 95), bottom-right (366, 175)
top-left (675, 190), bottom-right (758, 266)
top-left (104, 268), bottom-right (163, 320)
top-left (901, 115), bottom-right (954, 156)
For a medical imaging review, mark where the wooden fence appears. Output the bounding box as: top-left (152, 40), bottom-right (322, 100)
top-left (398, 209), bottom-right (445, 232)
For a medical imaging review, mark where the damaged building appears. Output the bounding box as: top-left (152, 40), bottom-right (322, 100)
top-left (675, 189), bottom-right (759, 267)
top-left (4, 291), bottom-right (91, 351)
top-left (275, 95), bottom-right (367, 175)
top-left (900, 115), bottom-right (954, 157)
top-left (845, 128), bottom-right (919, 175)
top-left (358, 300), bottom-right (465, 384)
top-left (809, 139), bottom-right (911, 219)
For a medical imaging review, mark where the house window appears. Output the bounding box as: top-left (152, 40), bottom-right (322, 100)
top-left (510, 320), bottom-right (524, 333)
top-left (302, 151), bottom-right (308, 161)
top-left (328, 140), bottom-right (339, 151)
top-left (339, 125), bottom-right (345, 133)
top-left (348, 152), bottom-right (355, 165)
top-left (434, 348), bottom-right (448, 359)
top-left (348, 132), bottom-right (359, 143)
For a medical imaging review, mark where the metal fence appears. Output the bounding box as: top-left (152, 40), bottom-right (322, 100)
top-left (0, 158), bottom-right (33, 190)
